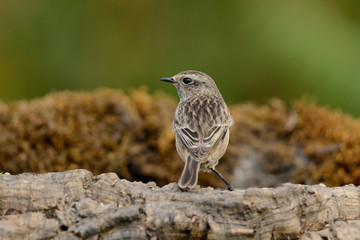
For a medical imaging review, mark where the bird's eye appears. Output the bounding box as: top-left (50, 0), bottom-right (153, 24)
top-left (183, 78), bottom-right (192, 84)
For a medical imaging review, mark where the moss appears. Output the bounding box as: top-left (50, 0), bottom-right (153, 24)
top-left (0, 89), bottom-right (139, 175)
top-left (290, 99), bottom-right (360, 186)
top-left (0, 89), bottom-right (359, 187)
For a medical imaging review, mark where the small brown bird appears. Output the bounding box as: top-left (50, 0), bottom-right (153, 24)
top-left (160, 70), bottom-right (234, 190)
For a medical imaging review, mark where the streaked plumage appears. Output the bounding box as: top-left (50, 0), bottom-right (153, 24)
top-left (160, 70), bottom-right (234, 190)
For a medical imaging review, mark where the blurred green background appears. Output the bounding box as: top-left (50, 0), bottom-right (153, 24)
top-left (0, 0), bottom-right (359, 115)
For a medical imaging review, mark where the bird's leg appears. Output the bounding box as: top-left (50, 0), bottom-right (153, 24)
top-left (210, 168), bottom-right (234, 191)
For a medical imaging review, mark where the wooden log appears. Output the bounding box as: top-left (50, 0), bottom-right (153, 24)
top-left (0, 169), bottom-right (359, 239)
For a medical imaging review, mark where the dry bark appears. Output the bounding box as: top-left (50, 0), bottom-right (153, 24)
top-left (0, 169), bottom-right (359, 240)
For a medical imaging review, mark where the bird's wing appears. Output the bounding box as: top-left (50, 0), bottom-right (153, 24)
top-left (174, 124), bottom-right (229, 160)
top-left (173, 97), bottom-right (233, 160)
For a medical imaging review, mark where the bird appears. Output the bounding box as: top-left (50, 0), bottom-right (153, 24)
top-left (160, 70), bottom-right (234, 191)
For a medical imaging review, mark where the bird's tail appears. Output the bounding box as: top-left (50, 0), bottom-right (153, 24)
top-left (178, 156), bottom-right (200, 189)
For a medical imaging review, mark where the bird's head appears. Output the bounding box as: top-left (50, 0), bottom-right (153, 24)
top-left (160, 70), bottom-right (220, 102)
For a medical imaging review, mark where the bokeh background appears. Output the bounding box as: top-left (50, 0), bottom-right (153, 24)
top-left (1, 0), bottom-right (359, 115)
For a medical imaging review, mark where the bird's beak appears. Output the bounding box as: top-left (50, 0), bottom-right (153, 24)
top-left (160, 77), bottom-right (176, 83)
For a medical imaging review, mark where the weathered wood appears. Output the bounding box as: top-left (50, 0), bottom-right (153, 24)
top-left (0, 169), bottom-right (359, 239)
